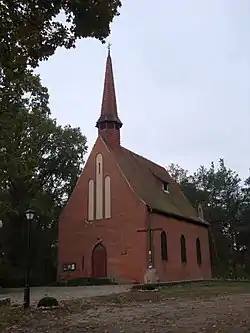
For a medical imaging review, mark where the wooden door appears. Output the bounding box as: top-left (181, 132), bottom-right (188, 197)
top-left (92, 243), bottom-right (107, 278)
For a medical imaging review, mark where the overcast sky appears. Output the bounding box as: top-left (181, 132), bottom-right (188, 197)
top-left (37, 0), bottom-right (250, 180)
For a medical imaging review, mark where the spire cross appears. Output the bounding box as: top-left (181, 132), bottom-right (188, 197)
top-left (107, 42), bottom-right (112, 54)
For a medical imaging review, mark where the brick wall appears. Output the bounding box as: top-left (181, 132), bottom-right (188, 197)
top-left (150, 213), bottom-right (212, 282)
top-left (58, 136), bottom-right (148, 283)
top-left (58, 135), bottom-right (212, 284)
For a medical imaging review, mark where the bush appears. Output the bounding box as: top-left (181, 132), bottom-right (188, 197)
top-left (37, 296), bottom-right (59, 308)
top-left (140, 284), bottom-right (157, 291)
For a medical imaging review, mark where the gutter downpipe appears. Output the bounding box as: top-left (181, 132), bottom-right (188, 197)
top-left (147, 205), bottom-right (153, 268)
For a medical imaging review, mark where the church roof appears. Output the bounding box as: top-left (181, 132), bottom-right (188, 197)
top-left (112, 146), bottom-right (208, 226)
top-left (96, 48), bottom-right (208, 227)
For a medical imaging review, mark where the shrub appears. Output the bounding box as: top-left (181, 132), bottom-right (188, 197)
top-left (37, 296), bottom-right (59, 308)
top-left (140, 284), bottom-right (157, 291)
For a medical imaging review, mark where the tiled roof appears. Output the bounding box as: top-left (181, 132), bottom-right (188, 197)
top-left (113, 146), bottom-right (208, 226)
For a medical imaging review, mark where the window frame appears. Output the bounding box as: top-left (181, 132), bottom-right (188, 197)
top-left (198, 204), bottom-right (204, 220)
top-left (99, 122), bottom-right (106, 130)
top-left (107, 122), bottom-right (115, 129)
top-left (161, 231), bottom-right (168, 261)
top-left (196, 237), bottom-right (202, 266)
top-left (162, 182), bottom-right (169, 193)
top-left (180, 234), bottom-right (187, 264)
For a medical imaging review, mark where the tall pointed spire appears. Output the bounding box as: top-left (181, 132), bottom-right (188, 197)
top-left (96, 44), bottom-right (123, 148)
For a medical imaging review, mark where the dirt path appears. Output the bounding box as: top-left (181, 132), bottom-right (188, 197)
top-left (4, 293), bottom-right (250, 332)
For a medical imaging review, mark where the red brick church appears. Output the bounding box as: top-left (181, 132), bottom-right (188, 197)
top-left (58, 49), bottom-right (211, 284)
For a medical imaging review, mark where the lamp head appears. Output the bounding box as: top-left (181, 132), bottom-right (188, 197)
top-left (25, 209), bottom-right (35, 221)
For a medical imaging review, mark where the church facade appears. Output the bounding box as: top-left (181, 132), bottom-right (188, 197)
top-left (58, 50), bottom-right (212, 284)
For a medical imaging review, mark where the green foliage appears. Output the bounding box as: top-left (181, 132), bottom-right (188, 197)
top-left (168, 163), bottom-right (189, 184)
top-left (0, 0), bottom-right (122, 101)
top-left (0, 70), bottom-right (87, 285)
top-left (0, 0), bottom-right (122, 70)
top-left (0, 0), bottom-right (119, 287)
top-left (37, 296), bottom-right (59, 308)
top-left (168, 161), bottom-right (250, 278)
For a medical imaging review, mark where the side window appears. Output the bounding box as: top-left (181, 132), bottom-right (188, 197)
top-left (196, 238), bottom-right (202, 265)
top-left (161, 231), bottom-right (168, 261)
top-left (82, 256), bottom-right (85, 271)
top-left (180, 235), bottom-right (187, 263)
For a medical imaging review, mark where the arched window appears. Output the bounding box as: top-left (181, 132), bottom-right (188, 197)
top-left (161, 231), bottom-right (168, 261)
top-left (95, 153), bottom-right (103, 219)
top-left (180, 235), bottom-right (187, 263)
top-left (196, 238), bottom-right (202, 265)
top-left (88, 180), bottom-right (94, 221)
top-left (104, 176), bottom-right (111, 218)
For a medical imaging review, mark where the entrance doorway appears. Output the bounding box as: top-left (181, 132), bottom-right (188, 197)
top-left (91, 243), bottom-right (107, 277)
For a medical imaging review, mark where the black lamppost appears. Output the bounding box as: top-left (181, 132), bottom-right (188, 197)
top-left (23, 209), bottom-right (35, 309)
top-left (0, 220), bottom-right (3, 261)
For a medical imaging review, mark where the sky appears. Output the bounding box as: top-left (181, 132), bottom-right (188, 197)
top-left (37, 0), bottom-right (250, 180)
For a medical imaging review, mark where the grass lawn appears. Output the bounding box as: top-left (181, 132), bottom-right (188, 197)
top-left (93, 280), bottom-right (250, 304)
top-left (1, 280), bottom-right (250, 332)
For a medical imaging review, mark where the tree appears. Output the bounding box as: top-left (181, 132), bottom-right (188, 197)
top-left (0, 72), bottom-right (87, 285)
top-left (168, 160), bottom-right (250, 278)
top-left (0, 0), bottom-right (122, 71)
top-left (167, 163), bottom-right (201, 208)
top-left (167, 163), bottom-right (189, 184)
top-left (236, 174), bottom-right (250, 274)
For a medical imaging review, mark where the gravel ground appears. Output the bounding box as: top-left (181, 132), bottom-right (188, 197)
top-left (0, 285), bottom-right (130, 306)
top-left (58, 294), bottom-right (250, 333)
top-left (2, 291), bottom-right (250, 333)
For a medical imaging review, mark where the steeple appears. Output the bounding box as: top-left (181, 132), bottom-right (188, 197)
top-left (96, 44), bottom-right (123, 148)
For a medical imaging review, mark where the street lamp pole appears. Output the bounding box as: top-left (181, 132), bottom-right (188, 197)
top-left (0, 220), bottom-right (3, 262)
top-left (23, 209), bottom-right (35, 309)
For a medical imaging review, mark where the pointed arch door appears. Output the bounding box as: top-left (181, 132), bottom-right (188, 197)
top-left (92, 243), bottom-right (107, 278)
